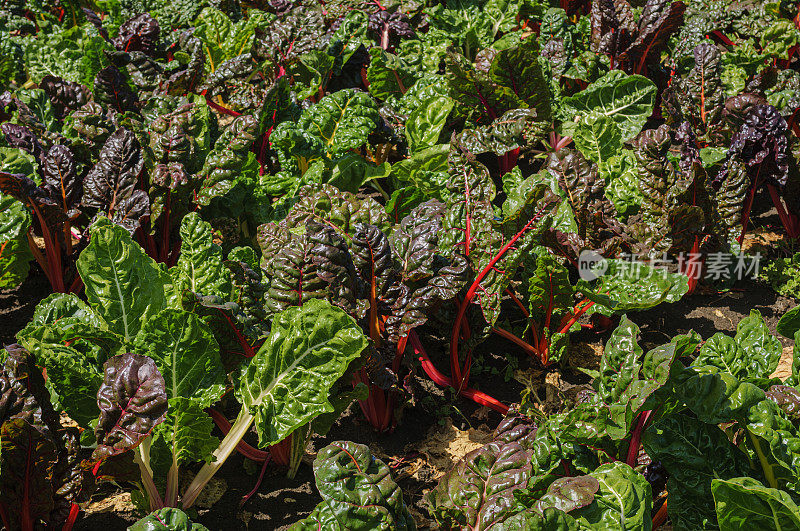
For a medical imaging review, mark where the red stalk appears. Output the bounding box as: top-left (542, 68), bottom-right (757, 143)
top-left (380, 21), bottom-right (390, 50)
top-left (31, 202), bottom-right (65, 292)
top-left (26, 231), bottom-right (54, 287)
top-left (62, 503), bottom-right (80, 531)
top-left (554, 135), bottom-right (573, 151)
top-left (67, 275), bottom-right (84, 295)
top-left (450, 212), bottom-right (547, 388)
top-left (269, 435), bottom-right (291, 466)
top-left (767, 183), bottom-right (800, 238)
top-left (380, 336), bottom-right (409, 432)
top-left (626, 410), bottom-right (652, 467)
top-left (355, 370), bottom-right (380, 428)
top-left (204, 96), bottom-right (241, 117)
top-left (652, 499), bottom-right (668, 528)
top-left (492, 326), bottom-right (541, 361)
top-left (257, 131), bottom-right (271, 176)
top-left (409, 330), bottom-right (509, 414)
top-left (360, 67), bottom-right (370, 90)
top-left (240, 453), bottom-right (271, 508)
top-left (205, 408), bottom-right (269, 462)
top-left (709, 30), bottom-right (735, 47)
top-left (499, 148), bottom-right (520, 175)
top-left (505, 288), bottom-right (529, 317)
top-left (700, 65), bottom-right (707, 125)
top-left (684, 236), bottom-right (702, 295)
top-left (218, 311), bottom-right (257, 358)
top-left (532, 299), bottom-right (596, 366)
top-left (139, 225), bottom-right (158, 260)
top-left (391, 70), bottom-right (407, 94)
top-left (737, 169), bottom-right (762, 245)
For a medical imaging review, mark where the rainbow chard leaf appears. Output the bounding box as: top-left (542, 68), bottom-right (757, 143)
top-left (133, 309), bottom-right (225, 480)
top-left (0, 345), bottom-right (94, 528)
top-left (93, 65), bottom-right (139, 114)
top-left (643, 413), bottom-right (752, 530)
top-left (171, 213), bottom-right (231, 299)
top-left (560, 70), bottom-right (657, 141)
top-left (94, 352), bottom-right (168, 460)
top-left (237, 300), bottom-right (368, 447)
top-left (0, 344), bottom-right (63, 438)
top-left (291, 441), bottom-right (416, 530)
top-left (429, 412), bottom-right (650, 530)
top-left (196, 114), bottom-right (259, 209)
top-left (0, 418), bottom-right (59, 529)
top-left (82, 128), bottom-right (149, 233)
top-left (257, 219), bottom-right (360, 316)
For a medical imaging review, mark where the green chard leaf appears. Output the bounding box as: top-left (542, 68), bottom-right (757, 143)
top-left (712, 477), bottom-right (800, 530)
top-left (171, 213), bottom-right (231, 299)
top-left (236, 299), bottom-right (368, 448)
top-left (560, 70), bottom-right (657, 141)
top-left (77, 217), bottom-right (175, 342)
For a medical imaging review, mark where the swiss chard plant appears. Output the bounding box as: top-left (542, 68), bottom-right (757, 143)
top-left (431, 305), bottom-right (800, 529)
top-left (290, 441), bottom-right (416, 530)
top-left (1, 0), bottom-right (800, 527)
top-left (14, 215), bottom-right (371, 517)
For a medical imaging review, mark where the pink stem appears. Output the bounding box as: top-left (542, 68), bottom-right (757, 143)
top-left (240, 453), bottom-right (271, 508)
top-left (410, 330), bottom-right (509, 414)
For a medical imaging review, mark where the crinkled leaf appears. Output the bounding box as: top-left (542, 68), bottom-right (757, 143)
top-left (405, 95), bottom-right (453, 153)
top-left (82, 128), bottom-right (148, 232)
top-left (19, 339), bottom-right (102, 428)
top-left (712, 477), bottom-right (800, 530)
top-left (571, 462), bottom-right (652, 530)
top-left (733, 310), bottom-right (782, 379)
top-left (150, 397), bottom-right (219, 477)
top-left (257, 221), bottom-right (359, 317)
top-left (77, 217), bottom-right (173, 342)
top-left (94, 352), bottom-right (168, 459)
top-left (367, 48), bottom-right (418, 102)
top-left (580, 259), bottom-right (689, 316)
top-left (235, 299), bottom-right (368, 448)
top-left (643, 413), bottom-right (751, 530)
top-left (284, 183), bottom-right (390, 237)
top-left (133, 308), bottom-right (225, 407)
top-left (560, 71), bottom-right (657, 140)
top-left (0, 194), bottom-right (32, 289)
top-left (0, 344), bottom-right (62, 438)
top-left (573, 112), bottom-right (622, 165)
top-left (171, 213), bottom-right (231, 299)
top-left (291, 441), bottom-right (416, 530)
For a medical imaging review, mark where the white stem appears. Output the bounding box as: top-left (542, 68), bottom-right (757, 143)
top-left (138, 437), bottom-right (154, 477)
top-left (181, 409), bottom-right (255, 509)
top-left (165, 462), bottom-right (179, 507)
top-left (133, 450), bottom-right (164, 511)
